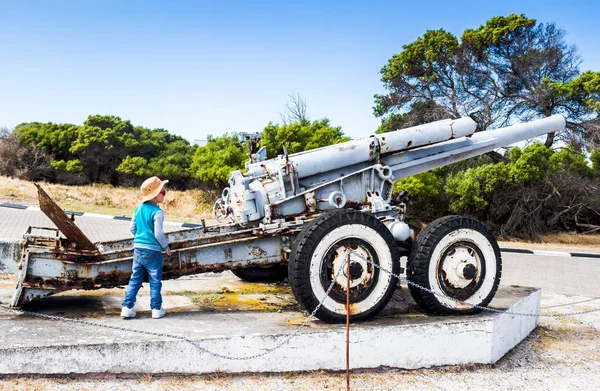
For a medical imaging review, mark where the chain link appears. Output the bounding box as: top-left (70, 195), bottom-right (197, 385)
top-left (1, 249), bottom-right (598, 361)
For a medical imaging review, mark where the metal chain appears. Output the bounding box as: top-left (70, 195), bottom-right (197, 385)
top-left (540, 297), bottom-right (600, 309)
top-left (1, 249), bottom-right (599, 361)
top-left (348, 249), bottom-right (600, 318)
top-left (0, 260), bottom-right (349, 361)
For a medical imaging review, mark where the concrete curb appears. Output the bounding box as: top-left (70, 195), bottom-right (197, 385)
top-left (499, 247), bottom-right (600, 259)
top-left (0, 202), bottom-right (202, 228)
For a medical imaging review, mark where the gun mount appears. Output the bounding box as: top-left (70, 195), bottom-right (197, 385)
top-left (8, 115), bottom-right (565, 323)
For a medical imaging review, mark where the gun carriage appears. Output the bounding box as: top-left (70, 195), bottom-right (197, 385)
top-left (9, 115), bottom-right (565, 323)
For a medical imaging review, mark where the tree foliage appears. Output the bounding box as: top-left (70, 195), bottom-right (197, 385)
top-left (5, 107), bottom-right (350, 189)
top-left (0, 127), bottom-right (53, 181)
top-left (261, 119), bottom-right (349, 158)
top-left (189, 118), bottom-right (350, 186)
top-left (375, 14), bottom-right (600, 148)
top-left (190, 134), bottom-right (247, 186)
top-left (396, 143), bottom-right (600, 238)
top-left (13, 115), bottom-right (195, 187)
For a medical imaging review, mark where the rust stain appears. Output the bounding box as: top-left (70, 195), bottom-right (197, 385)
top-left (248, 246), bottom-right (267, 257)
top-left (304, 191), bottom-right (317, 213)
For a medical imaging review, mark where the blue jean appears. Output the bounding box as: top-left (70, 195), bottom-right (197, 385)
top-left (122, 248), bottom-right (163, 310)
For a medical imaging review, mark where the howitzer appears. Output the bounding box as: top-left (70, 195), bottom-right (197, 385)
top-left (8, 115), bottom-right (565, 323)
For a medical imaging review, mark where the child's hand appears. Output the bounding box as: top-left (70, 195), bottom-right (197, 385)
top-left (166, 249), bottom-right (172, 256)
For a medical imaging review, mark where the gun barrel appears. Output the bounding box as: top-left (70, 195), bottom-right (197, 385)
top-left (377, 117), bottom-right (476, 155)
top-left (383, 114), bottom-right (566, 180)
top-left (277, 117), bottom-right (476, 179)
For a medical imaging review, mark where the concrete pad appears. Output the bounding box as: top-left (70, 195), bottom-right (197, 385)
top-left (0, 280), bottom-right (540, 375)
top-left (0, 238), bottom-right (22, 275)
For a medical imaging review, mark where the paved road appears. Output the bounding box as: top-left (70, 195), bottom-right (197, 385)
top-left (1, 206), bottom-right (599, 297)
top-left (502, 254), bottom-right (599, 297)
top-left (0, 206), bottom-right (185, 242)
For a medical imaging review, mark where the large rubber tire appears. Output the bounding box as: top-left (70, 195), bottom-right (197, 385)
top-left (288, 210), bottom-right (400, 323)
top-left (231, 265), bottom-right (288, 282)
top-left (407, 215), bottom-right (502, 315)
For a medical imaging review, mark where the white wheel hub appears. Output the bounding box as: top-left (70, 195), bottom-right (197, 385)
top-left (441, 246), bottom-right (480, 289)
top-left (428, 228), bottom-right (497, 309)
top-left (331, 246), bottom-right (371, 289)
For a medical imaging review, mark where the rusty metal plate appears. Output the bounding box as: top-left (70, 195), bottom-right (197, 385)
top-left (36, 184), bottom-right (97, 251)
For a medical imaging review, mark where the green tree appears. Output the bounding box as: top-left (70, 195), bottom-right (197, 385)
top-left (116, 156), bottom-right (151, 177)
top-left (393, 171), bottom-right (443, 199)
top-left (15, 115), bottom-right (195, 186)
top-left (591, 149), bottom-right (600, 173)
top-left (190, 133), bottom-right (247, 186)
top-left (15, 122), bottom-right (79, 160)
top-left (375, 14), bottom-right (600, 148)
top-left (261, 119), bottom-right (349, 158)
top-left (147, 140), bottom-right (196, 182)
top-left (0, 127), bottom-right (53, 180)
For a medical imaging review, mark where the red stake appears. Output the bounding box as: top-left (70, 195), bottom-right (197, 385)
top-left (346, 252), bottom-right (351, 391)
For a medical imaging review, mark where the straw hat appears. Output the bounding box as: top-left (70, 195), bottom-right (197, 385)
top-left (141, 176), bottom-right (169, 202)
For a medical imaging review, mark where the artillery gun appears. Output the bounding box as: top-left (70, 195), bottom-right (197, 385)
top-left (8, 115), bottom-right (565, 323)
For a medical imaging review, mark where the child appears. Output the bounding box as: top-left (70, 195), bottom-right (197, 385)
top-left (121, 176), bottom-right (172, 319)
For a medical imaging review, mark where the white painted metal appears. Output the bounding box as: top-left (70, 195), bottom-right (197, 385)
top-left (224, 115), bottom-right (564, 225)
top-left (286, 117), bottom-right (476, 179)
top-left (377, 117), bottom-right (476, 154)
top-left (308, 224), bottom-right (394, 315)
top-left (427, 228), bottom-right (498, 309)
top-left (384, 114), bottom-right (566, 180)
top-left (386, 220), bottom-right (411, 242)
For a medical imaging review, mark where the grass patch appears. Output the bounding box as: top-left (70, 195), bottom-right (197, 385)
top-left (502, 232), bottom-right (600, 247)
top-left (541, 232), bottom-right (600, 246)
top-left (0, 175), bottom-right (214, 223)
top-left (191, 292), bottom-right (225, 305)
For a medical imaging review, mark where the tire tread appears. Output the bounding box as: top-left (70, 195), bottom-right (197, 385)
top-left (288, 209), bottom-right (400, 323)
top-left (406, 215), bottom-right (502, 315)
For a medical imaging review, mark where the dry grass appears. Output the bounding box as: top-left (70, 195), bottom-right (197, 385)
top-left (540, 232), bottom-right (600, 246)
top-left (0, 176), bottom-right (215, 223)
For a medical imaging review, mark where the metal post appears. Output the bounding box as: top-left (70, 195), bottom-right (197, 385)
top-left (346, 252), bottom-right (351, 391)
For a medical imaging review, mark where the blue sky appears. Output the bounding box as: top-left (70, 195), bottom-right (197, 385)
top-left (1, 0), bottom-right (598, 142)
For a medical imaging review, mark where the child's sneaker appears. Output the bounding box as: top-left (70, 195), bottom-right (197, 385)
top-left (152, 308), bottom-right (166, 319)
top-left (121, 306), bottom-right (136, 318)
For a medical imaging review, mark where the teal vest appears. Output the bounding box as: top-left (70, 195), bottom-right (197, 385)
top-left (133, 202), bottom-right (162, 249)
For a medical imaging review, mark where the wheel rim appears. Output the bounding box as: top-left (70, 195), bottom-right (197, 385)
top-left (427, 228), bottom-right (498, 309)
top-left (319, 238), bottom-right (380, 304)
top-left (437, 242), bottom-right (486, 301)
top-left (308, 224), bottom-right (395, 316)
